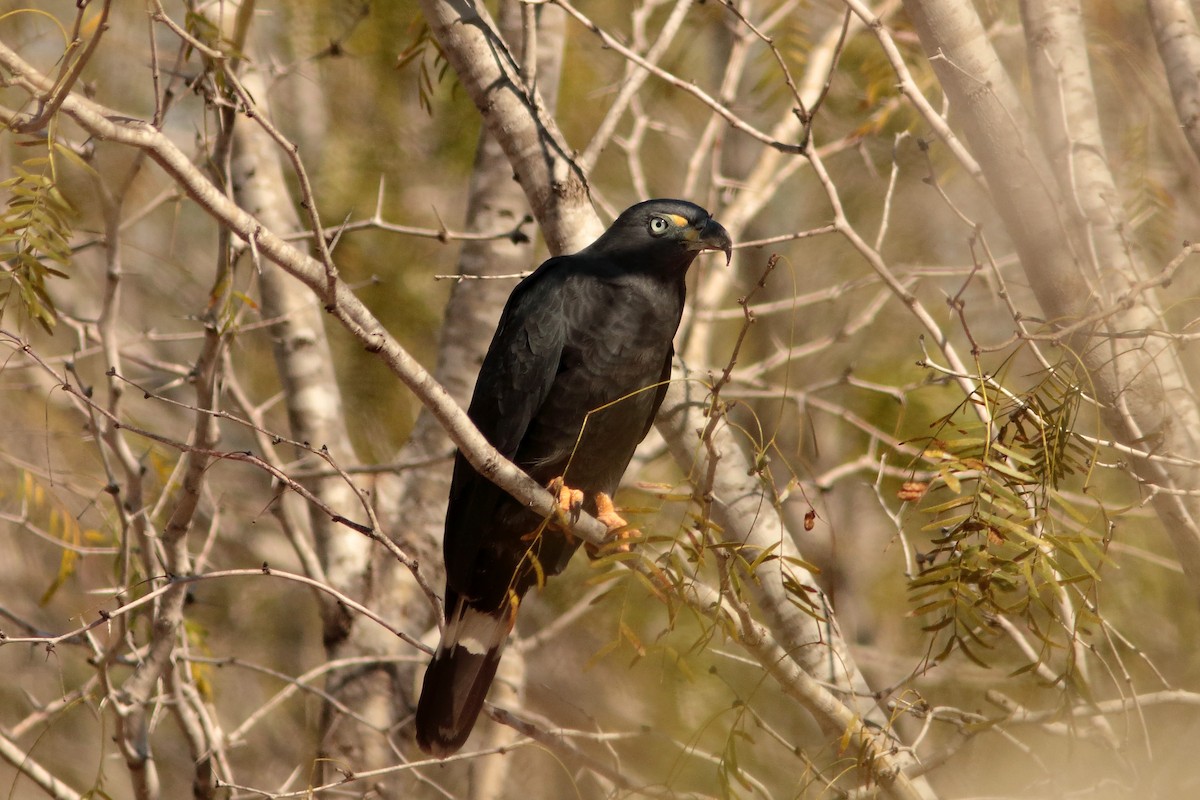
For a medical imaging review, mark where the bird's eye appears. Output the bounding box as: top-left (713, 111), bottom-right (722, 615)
top-left (649, 216), bottom-right (670, 235)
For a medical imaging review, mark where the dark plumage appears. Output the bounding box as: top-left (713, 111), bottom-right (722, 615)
top-left (415, 199), bottom-right (732, 756)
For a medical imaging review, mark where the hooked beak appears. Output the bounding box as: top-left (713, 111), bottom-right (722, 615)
top-left (688, 216), bottom-right (733, 265)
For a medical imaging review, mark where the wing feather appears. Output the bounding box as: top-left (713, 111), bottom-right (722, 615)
top-left (442, 259), bottom-right (569, 591)
top-left (641, 345), bottom-right (674, 441)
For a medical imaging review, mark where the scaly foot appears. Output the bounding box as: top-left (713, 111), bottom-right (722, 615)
top-left (587, 492), bottom-right (639, 557)
top-left (548, 476), bottom-right (584, 517)
top-left (527, 477), bottom-right (586, 544)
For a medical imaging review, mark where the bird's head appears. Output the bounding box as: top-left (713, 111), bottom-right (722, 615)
top-left (593, 199), bottom-right (733, 270)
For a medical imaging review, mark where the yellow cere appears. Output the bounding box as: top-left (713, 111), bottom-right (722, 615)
top-left (667, 214), bottom-right (689, 227)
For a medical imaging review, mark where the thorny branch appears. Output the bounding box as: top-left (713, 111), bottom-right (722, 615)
top-left (0, 40), bottom-right (926, 797)
top-left (3, 1), bottom-right (1199, 797)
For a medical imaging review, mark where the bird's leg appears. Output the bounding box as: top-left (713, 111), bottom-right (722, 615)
top-left (544, 476), bottom-right (587, 546)
top-left (546, 480), bottom-right (637, 554)
top-left (547, 476), bottom-right (584, 521)
top-left (593, 492), bottom-right (627, 530)
top-left (586, 492), bottom-right (638, 557)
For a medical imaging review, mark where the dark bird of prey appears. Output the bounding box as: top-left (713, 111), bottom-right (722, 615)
top-left (415, 199), bottom-right (732, 756)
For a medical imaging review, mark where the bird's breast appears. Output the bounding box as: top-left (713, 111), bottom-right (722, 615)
top-left (513, 276), bottom-right (681, 487)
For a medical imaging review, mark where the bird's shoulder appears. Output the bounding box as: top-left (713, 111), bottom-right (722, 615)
top-left (535, 248), bottom-right (676, 300)
top-left (498, 253), bottom-right (615, 322)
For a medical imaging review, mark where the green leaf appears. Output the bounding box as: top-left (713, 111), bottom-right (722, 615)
top-left (745, 541), bottom-right (781, 574)
top-left (39, 546), bottom-right (78, 606)
top-left (956, 636), bottom-right (992, 668)
top-left (923, 494), bottom-right (976, 514)
top-left (984, 456), bottom-right (1037, 484)
top-left (921, 512), bottom-right (970, 532)
top-left (911, 597), bottom-right (954, 616)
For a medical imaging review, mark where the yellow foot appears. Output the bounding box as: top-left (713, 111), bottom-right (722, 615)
top-left (587, 492), bottom-right (639, 557)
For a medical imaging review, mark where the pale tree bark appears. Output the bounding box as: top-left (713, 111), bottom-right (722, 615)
top-left (231, 63), bottom-right (403, 789)
top-left (901, 0), bottom-right (1200, 604)
top-left (222, 8), bottom-right (367, 631)
top-left (416, 0), bottom-right (600, 253)
top-left (0, 39), bottom-right (564, 580)
top-left (90, 26), bottom-right (230, 794)
top-left (658, 366), bottom-right (900, 733)
top-left (369, 3), bottom-right (570, 795)
top-left (1022, 0), bottom-right (1160, 292)
top-left (108, 283), bottom-right (225, 800)
top-left (5, 3), bottom-right (1200, 797)
top-left (1148, 0), bottom-right (1200, 165)
top-left (415, 0), bottom-right (936, 795)
top-left (0, 732), bottom-right (82, 800)
top-left (196, 3), bottom-right (401, 780)
top-left (0, 31), bottom-right (547, 793)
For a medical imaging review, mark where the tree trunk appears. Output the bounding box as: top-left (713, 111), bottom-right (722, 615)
top-left (903, 0), bottom-right (1200, 604)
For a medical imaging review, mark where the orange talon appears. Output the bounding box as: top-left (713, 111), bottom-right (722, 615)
top-left (594, 492), bottom-right (627, 531)
top-left (552, 478), bottom-right (584, 516)
top-left (588, 492), bottom-right (639, 556)
top-left (547, 476), bottom-right (584, 539)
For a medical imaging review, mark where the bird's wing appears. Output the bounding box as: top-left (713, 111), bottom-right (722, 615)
top-left (641, 343), bottom-right (674, 442)
top-left (442, 258), bottom-right (570, 590)
top-left (468, 260), bottom-right (569, 456)
top-left (420, 259), bottom-right (573, 756)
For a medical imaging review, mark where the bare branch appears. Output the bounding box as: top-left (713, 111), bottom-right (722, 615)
top-left (0, 730), bottom-right (83, 800)
top-left (902, 0), bottom-right (1200, 606)
top-left (9, 0), bottom-right (111, 134)
top-left (554, 0), bottom-right (810, 154)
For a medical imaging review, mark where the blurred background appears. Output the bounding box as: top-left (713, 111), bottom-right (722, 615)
top-left (2, 1), bottom-right (1199, 797)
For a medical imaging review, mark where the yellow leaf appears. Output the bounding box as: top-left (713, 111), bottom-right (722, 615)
top-left (39, 548), bottom-right (78, 606)
top-left (839, 716), bottom-right (859, 754)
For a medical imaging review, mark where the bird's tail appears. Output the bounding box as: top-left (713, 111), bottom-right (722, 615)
top-left (415, 596), bottom-right (514, 757)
